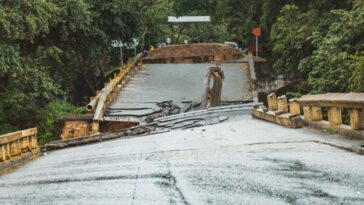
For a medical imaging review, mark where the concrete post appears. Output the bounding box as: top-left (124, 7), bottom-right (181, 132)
top-left (289, 98), bottom-right (301, 115)
top-left (349, 109), bottom-right (364, 130)
top-left (10, 141), bottom-right (20, 156)
top-left (1, 145), bottom-right (6, 161)
top-left (17, 139), bottom-right (22, 155)
top-left (20, 137), bottom-right (29, 152)
top-left (92, 121), bottom-right (100, 133)
top-left (277, 95), bottom-right (288, 113)
top-left (6, 144), bottom-right (11, 158)
top-left (304, 107), bottom-right (322, 121)
top-left (267, 93), bottom-right (278, 111)
top-left (31, 135), bottom-right (38, 148)
top-left (328, 107), bottom-right (342, 126)
top-left (20, 137), bottom-right (29, 150)
top-left (303, 107), bottom-right (311, 120)
top-left (311, 107), bottom-right (323, 121)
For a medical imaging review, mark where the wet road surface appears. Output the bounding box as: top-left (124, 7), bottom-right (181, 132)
top-left (0, 115), bottom-right (363, 204)
top-left (108, 63), bottom-right (251, 107)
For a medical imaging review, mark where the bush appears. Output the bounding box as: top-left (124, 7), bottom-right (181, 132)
top-left (37, 101), bottom-right (86, 145)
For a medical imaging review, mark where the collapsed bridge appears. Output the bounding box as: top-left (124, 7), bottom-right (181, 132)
top-left (59, 43), bottom-right (260, 138)
top-left (1, 43), bottom-right (364, 205)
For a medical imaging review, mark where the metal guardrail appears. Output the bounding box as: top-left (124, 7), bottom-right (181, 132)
top-left (87, 54), bottom-right (144, 132)
top-left (0, 128), bottom-right (38, 162)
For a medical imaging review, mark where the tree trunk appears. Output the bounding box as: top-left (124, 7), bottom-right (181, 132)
top-left (75, 49), bottom-right (96, 94)
top-left (141, 26), bottom-right (148, 50)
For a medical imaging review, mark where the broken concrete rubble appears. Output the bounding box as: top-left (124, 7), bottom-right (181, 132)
top-left (44, 103), bottom-right (257, 151)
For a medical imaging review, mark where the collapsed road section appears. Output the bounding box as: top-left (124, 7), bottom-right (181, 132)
top-left (59, 43), bottom-right (258, 141)
top-left (103, 63), bottom-right (252, 120)
top-left (44, 103), bottom-right (258, 151)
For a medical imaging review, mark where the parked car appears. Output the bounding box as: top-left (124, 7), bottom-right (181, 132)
top-left (224, 42), bottom-right (239, 49)
top-left (156, 42), bottom-right (167, 48)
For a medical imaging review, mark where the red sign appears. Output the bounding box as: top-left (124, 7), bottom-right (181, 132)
top-left (252, 27), bottom-right (261, 37)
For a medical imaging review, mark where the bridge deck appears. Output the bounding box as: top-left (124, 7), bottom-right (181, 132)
top-left (1, 115), bottom-right (363, 204)
top-left (104, 63), bottom-right (252, 120)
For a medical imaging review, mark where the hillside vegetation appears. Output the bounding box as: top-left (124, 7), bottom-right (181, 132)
top-left (0, 0), bottom-right (363, 143)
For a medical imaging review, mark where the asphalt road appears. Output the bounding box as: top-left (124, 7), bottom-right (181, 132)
top-left (109, 63), bottom-right (251, 107)
top-left (0, 115), bottom-right (363, 204)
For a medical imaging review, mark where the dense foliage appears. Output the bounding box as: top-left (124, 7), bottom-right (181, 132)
top-left (0, 0), bottom-right (141, 139)
top-left (0, 0), bottom-right (363, 143)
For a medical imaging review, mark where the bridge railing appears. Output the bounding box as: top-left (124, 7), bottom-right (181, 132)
top-left (254, 92), bottom-right (364, 139)
top-left (87, 54), bottom-right (144, 133)
top-left (0, 128), bottom-right (38, 162)
top-left (253, 93), bottom-right (303, 128)
top-left (297, 93), bottom-right (364, 131)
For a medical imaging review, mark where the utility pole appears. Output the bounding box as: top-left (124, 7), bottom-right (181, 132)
top-left (252, 27), bottom-right (261, 57)
top-left (111, 40), bottom-right (124, 67)
top-left (120, 46), bottom-right (123, 67)
top-left (132, 38), bottom-right (139, 58)
top-left (255, 36), bottom-right (258, 57)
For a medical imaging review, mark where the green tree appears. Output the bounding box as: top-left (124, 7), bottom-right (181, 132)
top-left (271, 5), bottom-right (323, 78)
top-left (0, 0), bottom-right (62, 133)
top-left (0, 0), bottom-right (145, 142)
top-left (271, 1), bottom-right (352, 77)
top-left (304, 0), bottom-right (364, 92)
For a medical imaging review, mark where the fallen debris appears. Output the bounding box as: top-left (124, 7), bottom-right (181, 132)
top-left (104, 100), bottom-right (181, 123)
top-left (43, 104), bottom-right (257, 151)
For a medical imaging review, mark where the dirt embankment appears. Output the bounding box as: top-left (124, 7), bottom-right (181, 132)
top-left (143, 43), bottom-right (244, 63)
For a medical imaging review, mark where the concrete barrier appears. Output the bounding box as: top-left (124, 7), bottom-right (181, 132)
top-left (298, 93), bottom-right (364, 139)
top-left (253, 92), bottom-right (364, 139)
top-left (252, 93), bottom-right (304, 128)
top-left (0, 128), bottom-right (39, 174)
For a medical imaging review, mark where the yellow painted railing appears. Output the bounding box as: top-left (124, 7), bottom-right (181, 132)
top-left (0, 128), bottom-right (38, 162)
top-left (297, 93), bottom-right (364, 130)
top-left (86, 54), bottom-right (144, 132)
top-left (256, 92), bottom-right (364, 139)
